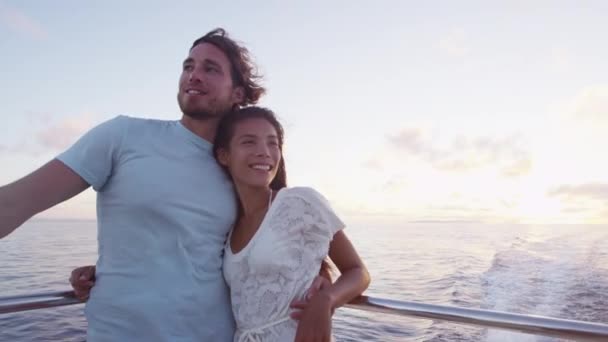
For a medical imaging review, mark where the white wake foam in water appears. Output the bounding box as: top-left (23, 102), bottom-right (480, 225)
top-left (481, 227), bottom-right (608, 341)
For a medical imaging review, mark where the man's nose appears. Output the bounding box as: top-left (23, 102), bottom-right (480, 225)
top-left (188, 67), bottom-right (203, 83)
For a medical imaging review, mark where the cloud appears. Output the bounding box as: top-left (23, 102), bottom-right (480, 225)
top-left (571, 86), bottom-right (608, 123)
top-left (561, 207), bottom-right (590, 214)
top-left (501, 157), bottom-right (532, 178)
top-left (388, 129), bottom-right (532, 177)
top-left (361, 158), bottom-right (383, 170)
top-left (437, 28), bottom-right (469, 57)
top-left (1, 114), bottom-right (97, 156)
top-left (599, 208), bottom-right (608, 221)
top-left (388, 128), bottom-right (424, 154)
top-left (36, 117), bottom-right (95, 150)
top-left (0, 2), bottom-right (48, 40)
top-left (428, 204), bottom-right (493, 213)
top-left (549, 184), bottom-right (608, 223)
top-left (378, 177), bottom-right (408, 193)
top-left (548, 183), bottom-right (608, 201)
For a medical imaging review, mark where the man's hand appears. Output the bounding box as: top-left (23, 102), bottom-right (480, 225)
top-left (69, 265), bottom-right (96, 300)
top-left (293, 291), bottom-right (333, 342)
top-left (290, 275), bottom-right (332, 320)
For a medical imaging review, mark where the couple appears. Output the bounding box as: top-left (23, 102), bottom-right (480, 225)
top-left (0, 28), bottom-right (369, 341)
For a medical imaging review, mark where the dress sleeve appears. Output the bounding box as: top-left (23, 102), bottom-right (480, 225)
top-left (296, 187), bottom-right (345, 239)
top-left (56, 115), bottom-right (128, 191)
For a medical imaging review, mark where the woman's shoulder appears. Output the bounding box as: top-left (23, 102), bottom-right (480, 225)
top-left (277, 187), bottom-right (345, 236)
top-left (279, 187), bottom-right (330, 206)
top-left (280, 186), bottom-right (320, 198)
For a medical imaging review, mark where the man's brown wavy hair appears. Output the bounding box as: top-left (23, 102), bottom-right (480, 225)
top-left (191, 28), bottom-right (265, 107)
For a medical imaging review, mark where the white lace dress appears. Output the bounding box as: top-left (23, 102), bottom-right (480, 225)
top-left (223, 187), bottom-right (345, 342)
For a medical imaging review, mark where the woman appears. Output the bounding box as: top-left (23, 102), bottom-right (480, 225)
top-left (70, 106), bottom-right (370, 341)
top-left (213, 106), bottom-right (370, 341)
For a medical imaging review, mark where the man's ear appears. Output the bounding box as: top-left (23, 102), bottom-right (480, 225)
top-left (217, 148), bottom-right (230, 167)
top-left (231, 86), bottom-right (245, 105)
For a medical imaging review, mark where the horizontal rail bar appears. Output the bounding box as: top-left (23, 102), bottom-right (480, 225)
top-left (0, 291), bottom-right (82, 314)
top-left (2, 291), bottom-right (608, 341)
top-left (345, 296), bottom-right (608, 341)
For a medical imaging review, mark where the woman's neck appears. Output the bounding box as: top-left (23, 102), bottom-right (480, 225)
top-left (234, 184), bottom-right (273, 217)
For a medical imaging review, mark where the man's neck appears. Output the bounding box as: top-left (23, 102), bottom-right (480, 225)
top-left (180, 115), bottom-right (221, 143)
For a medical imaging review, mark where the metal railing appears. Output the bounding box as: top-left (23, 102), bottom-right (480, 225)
top-left (2, 291), bottom-right (608, 341)
top-left (0, 291), bottom-right (81, 314)
top-left (346, 296), bottom-right (608, 341)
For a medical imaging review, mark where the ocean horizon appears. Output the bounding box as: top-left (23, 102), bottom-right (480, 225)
top-left (1, 220), bottom-right (607, 341)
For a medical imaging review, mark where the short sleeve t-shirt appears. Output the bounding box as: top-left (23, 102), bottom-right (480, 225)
top-left (57, 115), bottom-right (237, 342)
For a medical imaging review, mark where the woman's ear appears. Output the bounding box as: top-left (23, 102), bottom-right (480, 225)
top-left (217, 148), bottom-right (230, 167)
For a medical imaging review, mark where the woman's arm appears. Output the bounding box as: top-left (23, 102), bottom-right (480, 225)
top-left (293, 230), bottom-right (370, 342)
top-left (319, 230), bottom-right (370, 308)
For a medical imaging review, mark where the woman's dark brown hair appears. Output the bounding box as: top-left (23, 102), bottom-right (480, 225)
top-left (213, 106), bottom-right (333, 280)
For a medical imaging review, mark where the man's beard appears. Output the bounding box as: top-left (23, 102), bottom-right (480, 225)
top-left (178, 96), bottom-right (234, 120)
top-left (182, 108), bottom-right (228, 120)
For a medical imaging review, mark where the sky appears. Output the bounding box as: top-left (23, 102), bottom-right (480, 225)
top-left (1, 1), bottom-right (607, 224)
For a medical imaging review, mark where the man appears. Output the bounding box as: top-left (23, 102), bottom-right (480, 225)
top-left (1, 28), bottom-right (323, 341)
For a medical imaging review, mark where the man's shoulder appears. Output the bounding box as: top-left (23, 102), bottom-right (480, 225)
top-left (112, 115), bottom-right (175, 127)
top-left (109, 115), bottom-right (179, 135)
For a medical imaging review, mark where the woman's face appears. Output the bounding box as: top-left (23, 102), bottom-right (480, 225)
top-left (219, 118), bottom-right (282, 188)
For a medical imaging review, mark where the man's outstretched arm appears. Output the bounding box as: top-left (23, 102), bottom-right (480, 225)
top-left (0, 159), bottom-right (89, 239)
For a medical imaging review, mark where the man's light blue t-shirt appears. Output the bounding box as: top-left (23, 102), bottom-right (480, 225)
top-left (57, 115), bottom-right (237, 341)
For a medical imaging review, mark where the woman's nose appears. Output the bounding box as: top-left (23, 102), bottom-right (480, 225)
top-left (255, 145), bottom-right (270, 157)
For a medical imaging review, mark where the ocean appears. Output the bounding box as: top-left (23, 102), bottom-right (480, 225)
top-left (1, 220), bottom-right (607, 341)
